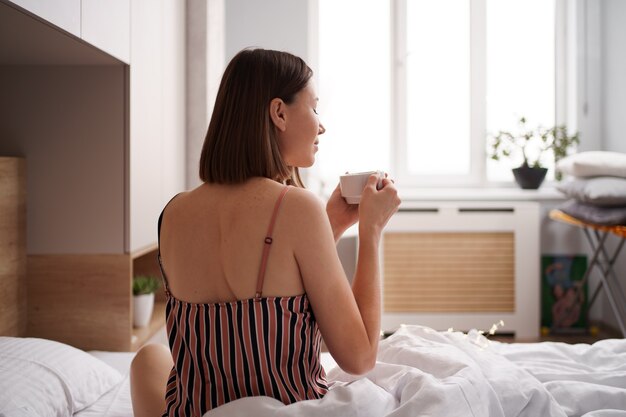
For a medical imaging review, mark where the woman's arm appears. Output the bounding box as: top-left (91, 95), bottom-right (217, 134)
top-left (325, 183), bottom-right (359, 243)
top-left (289, 176), bottom-right (400, 374)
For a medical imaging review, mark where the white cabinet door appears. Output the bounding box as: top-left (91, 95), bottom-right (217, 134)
top-left (160, 0), bottom-right (186, 206)
top-left (129, 0), bottom-right (185, 253)
top-left (81, 0), bottom-right (130, 63)
top-left (8, 0), bottom-right (80, 36)
top-left (129, 0), bottom-right (162, 253)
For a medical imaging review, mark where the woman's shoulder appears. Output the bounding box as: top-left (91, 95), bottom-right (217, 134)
top-left (283, 186), bottom-right (326, 217)
top-left (163, 180), bottom-right (325, 219)
top-left (162, 190), bottom-right (191, 213)
top-left (285, 185), bottom-right (322, 206)
top-left (280, 187), bottom-right (332, 241)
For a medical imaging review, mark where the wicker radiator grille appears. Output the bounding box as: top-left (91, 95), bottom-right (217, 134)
top-left (383, 232), bottom-right (515, 312)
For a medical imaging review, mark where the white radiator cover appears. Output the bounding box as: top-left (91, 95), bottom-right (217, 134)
top-left (382, 201), bottom-right (540, 339)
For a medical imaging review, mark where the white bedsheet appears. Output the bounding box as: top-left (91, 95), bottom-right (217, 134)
top-left (77, 326), bottom-right (626, 417)
top-left (493, 337), bottom-right (626, 416)
top-left (205, 325), bottom-right (626, 417)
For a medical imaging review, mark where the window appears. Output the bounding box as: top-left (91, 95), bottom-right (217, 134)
top-left (485, 0), bottom-right (556, 183)
top-left (401, 0), bottom-right (471, 180)
top-left (314, 0), bottom-right (390, 195)
top-left (315, 0), bottom-right (557, 190)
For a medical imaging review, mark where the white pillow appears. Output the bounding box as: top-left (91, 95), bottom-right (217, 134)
top-left (0, 337), bottom-right (123, 417)
top-left (556, 151), bottom-right (626, 178)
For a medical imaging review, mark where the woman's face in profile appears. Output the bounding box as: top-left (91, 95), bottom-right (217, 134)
top-left (277, 80), bottom-right (325, 168)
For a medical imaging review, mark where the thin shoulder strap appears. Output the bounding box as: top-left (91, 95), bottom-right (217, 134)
top-left (255, 186), bottom-right (291, 299)
top-left (157, 192), bottom-right (184, 296)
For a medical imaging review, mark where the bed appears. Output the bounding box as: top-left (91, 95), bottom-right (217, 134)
top-left (2, 324), bottom-right (626, 417)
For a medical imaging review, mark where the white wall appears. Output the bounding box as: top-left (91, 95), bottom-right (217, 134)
top-left (224, 0), bottom-right (310, 62)
top-left (129, 0), bottom-right (186, 252)
top-left (575, 0), bottom-right (604, 152)
top-left (599, 0), bottom-right (626, 333)
top-left (186, 0), bottom-right (225, 189)
top-left (602, 0), bottom-right (626, 154)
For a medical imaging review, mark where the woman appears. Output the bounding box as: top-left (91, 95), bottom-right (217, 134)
top-left (130, 48), bottom-right (400, 417)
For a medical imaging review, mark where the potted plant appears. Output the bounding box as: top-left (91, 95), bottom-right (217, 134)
top-left (132, 275), bottom-right (161, 328)
top-left (488, 117), bottom-right (579, 189)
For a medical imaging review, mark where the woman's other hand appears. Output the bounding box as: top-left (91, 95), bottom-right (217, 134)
top-left (326, 183), bottom-right (359, 242)
top-left (358, 174), bottom-right (401, 240)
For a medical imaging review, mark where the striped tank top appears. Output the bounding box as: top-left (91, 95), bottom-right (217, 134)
top-left (157, 186), bottom-right (329, 416)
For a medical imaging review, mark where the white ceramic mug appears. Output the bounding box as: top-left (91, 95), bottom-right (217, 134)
top-left (339, 170), bottom-right (384, 204)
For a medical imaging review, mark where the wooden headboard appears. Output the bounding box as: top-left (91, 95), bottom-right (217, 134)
top-left (0, 157), bottom-right (27, 336)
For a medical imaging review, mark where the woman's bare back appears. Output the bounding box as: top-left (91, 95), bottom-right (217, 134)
top-left (158, 177), bottom-right (305, 304)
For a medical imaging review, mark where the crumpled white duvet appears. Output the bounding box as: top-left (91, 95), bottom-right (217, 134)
top-left (205, 325), bottom-right (626, 417)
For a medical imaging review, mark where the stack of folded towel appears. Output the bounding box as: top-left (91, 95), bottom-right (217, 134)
top-left (555, 151), bottom-right (626, 226)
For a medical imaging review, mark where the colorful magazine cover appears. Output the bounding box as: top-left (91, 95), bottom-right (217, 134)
top-left (541, 255), bottom-right (588, 329)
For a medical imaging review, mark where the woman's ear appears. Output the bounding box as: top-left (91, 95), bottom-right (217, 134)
top-left (269, 98), bottom-right (287, 132)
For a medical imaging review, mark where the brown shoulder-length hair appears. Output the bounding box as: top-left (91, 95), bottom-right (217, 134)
top-left (199, 48), bottom-right (313, 187)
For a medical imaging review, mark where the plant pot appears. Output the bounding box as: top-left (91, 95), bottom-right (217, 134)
top-left (512, 165), bottom-right (548, 189)
top-left (133, 293), bottom-right (155, 328)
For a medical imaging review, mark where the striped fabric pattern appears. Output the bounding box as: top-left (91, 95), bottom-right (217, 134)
top-left (162, 294), bottom-right (328, 416)
top-left (159, 186), bottom-right (328, 415)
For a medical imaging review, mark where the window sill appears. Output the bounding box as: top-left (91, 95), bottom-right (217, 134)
top-left (338, 186), bottom-right (565, 240)
top-left (398, 185), bottom-right (566, 202)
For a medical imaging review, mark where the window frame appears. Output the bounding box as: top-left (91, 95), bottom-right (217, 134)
top-left (391, 0), bottom-right (563, 188)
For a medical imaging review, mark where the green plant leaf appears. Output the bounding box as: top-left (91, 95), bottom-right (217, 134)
top-left (133, 275), bottom-right (161, 296)
top-left (485, 116), bottom-right (579, 175)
